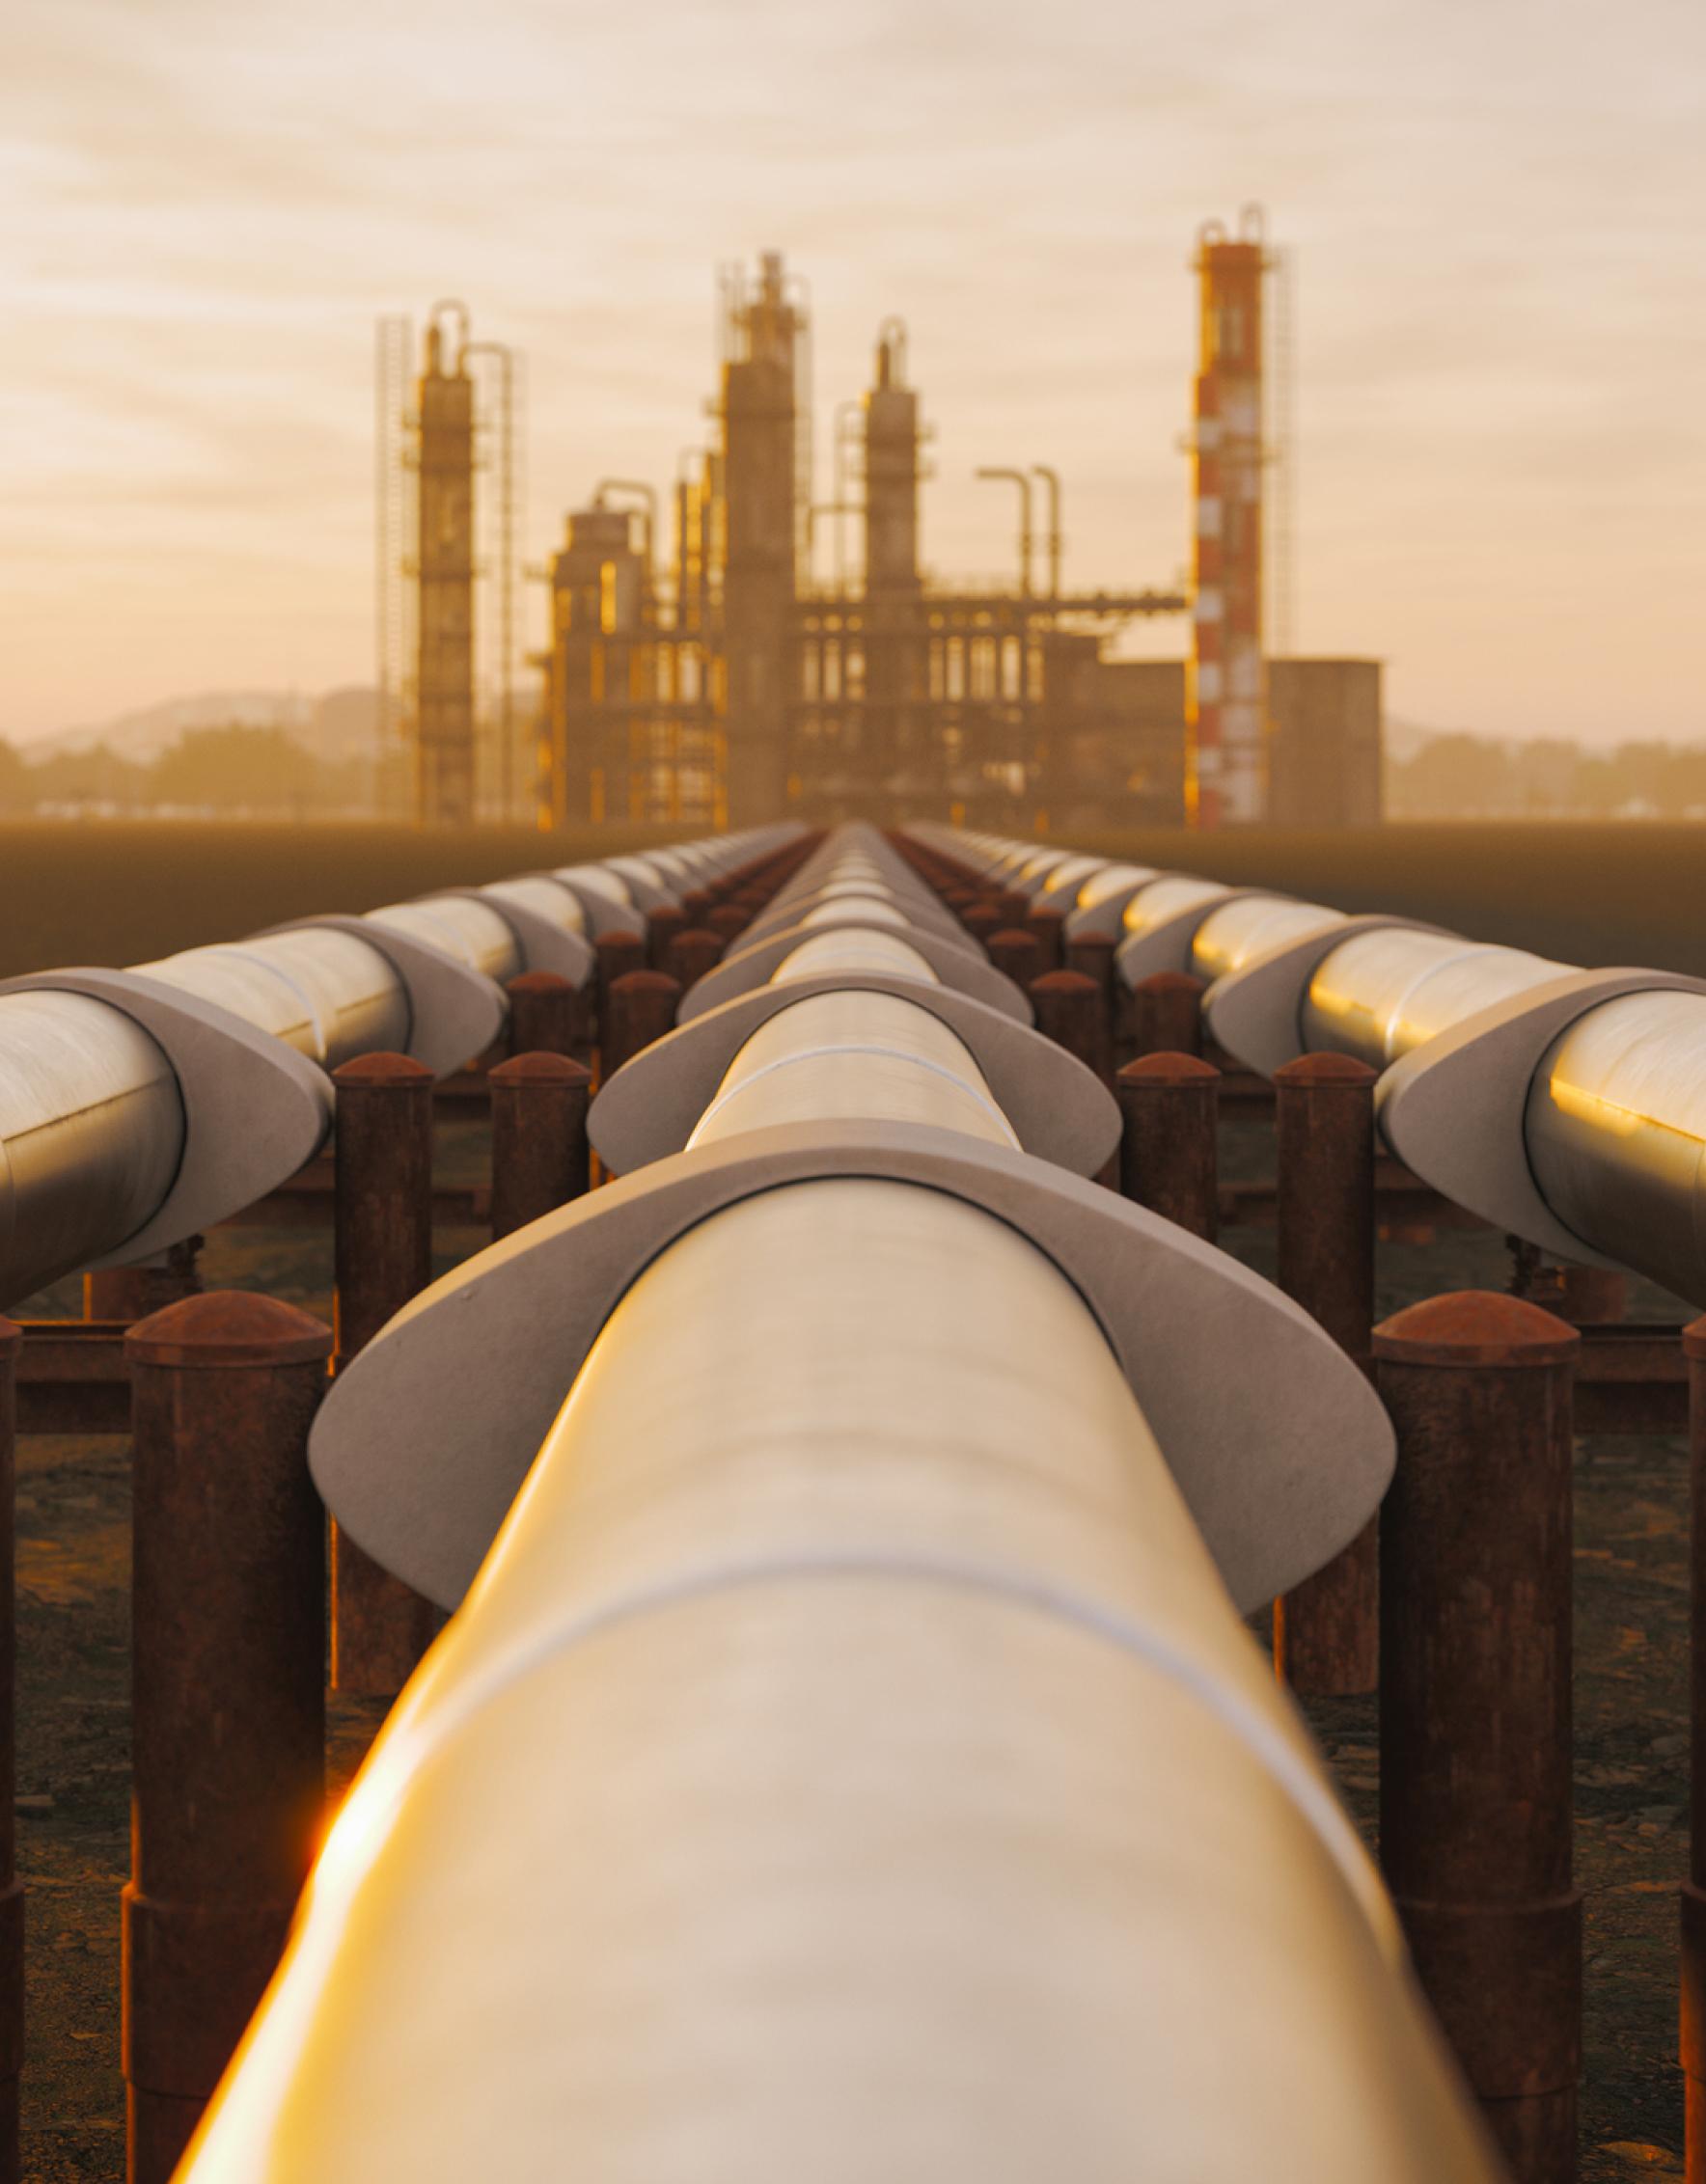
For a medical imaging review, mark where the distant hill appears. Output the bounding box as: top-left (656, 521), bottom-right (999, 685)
top-left (12, 684), bottom-right (539, 768)
top-left (20, 690), bottom-right (325, 764)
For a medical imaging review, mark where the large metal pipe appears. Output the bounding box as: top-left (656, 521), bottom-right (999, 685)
top-left (183, 1181), bottom-right (1491, 2182)
top-left (0, 995), bottom-right (185, 1296)
top-left (136, 930), bottom-right (414, 1071)
top-left (918, 823), bottom-right (1706, 1307)
top-left (1298, 928), bottom-right (1567, 1069)
top-left (0, 829), bottom-right (798, 1308)
top-left (179, 826), bottom-right (1493, 2178)
top-left (1525, 990), bottom-right (1706, 1303)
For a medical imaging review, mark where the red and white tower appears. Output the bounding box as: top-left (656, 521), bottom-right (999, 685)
top-left (1188, 207), bottom-right (1270, 828)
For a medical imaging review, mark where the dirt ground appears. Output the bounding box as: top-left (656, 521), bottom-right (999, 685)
top-left (9, 1105), bottom-right (1697, 2178)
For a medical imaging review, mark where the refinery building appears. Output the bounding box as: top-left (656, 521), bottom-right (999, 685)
top-left (379, 215), bottom-right (1383, 833)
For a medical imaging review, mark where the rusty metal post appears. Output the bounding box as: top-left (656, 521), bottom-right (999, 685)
top-left (602, 969), bottom-right (682, 1084)
top-left (1031, 969), bottom-right (1109, 1084)
top-left (124, 1292), bottom-right (330, 2184)
top-left (0, 1323), bottom-right (15, 2184)
top-left (1064, 930), bottom-right (1115, 1000)
top-left (1065, 931), bottom-right (1117, 1080)
top-left (330, 1053), bottom-right (438, 1695)
top-left (488, 1053), bottom-right (592, 1240)
top-left (1129, 969), bottom-right (1206, 1058)
top-left (1558, 1263), bottom-right (1628, 1325)
top-left (1684, 1319), bottom-right (1706, 2183)
top-left (706, 904), bottom-right (751, 945)
top-left (986, 927), bottom-right (1043, 994)
top-left (593, 928), bottom-right (647, 1048)
top-left (960, 901), bottom-right (1003, 944)
top-left (665, 927), bottom-right (726, 991)
top-left (1026, 907), bottom-right (1065, 975)
top-left (505, 969), bottom-right (578, 1059)
top-left (1115, 1054), bottom-right (1220, 1242)
top-left (646, 904), bottom-right (686, 971)
top-left (1273, 1053), bottom-right (1380, 1697)
top-left (84, 1237), bottom-right (205, 1325)
top-left (1375, 1293), bottom-right (1581, 2183)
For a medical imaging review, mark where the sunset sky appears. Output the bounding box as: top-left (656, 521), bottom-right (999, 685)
top-left (5, 0), bottom-right (1702, 747)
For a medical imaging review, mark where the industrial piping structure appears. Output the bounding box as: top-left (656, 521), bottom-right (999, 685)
top-left (384, 215), bottom-right (1387, 839)
top-left (916, 823), bottom-right (1706, 1309)
top-left (0, 829), bottom-right (796, 1311)
top-left (171, 823), bottom-right (1497, 2179)
top-left (376, 304), bottom-right (526, 825)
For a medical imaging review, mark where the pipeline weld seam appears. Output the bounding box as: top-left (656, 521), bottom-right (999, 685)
top-left (325, 1549), bottom-right (1397, 1966)
top-left (190, 947), bottom-right (332, 1066)
top-left (371, 902), bottom-right (477, 972)
top-left (1375, 942), bottom-right (1530, 1065)
top-left (692, 1042), bottom-right (1020, 1147)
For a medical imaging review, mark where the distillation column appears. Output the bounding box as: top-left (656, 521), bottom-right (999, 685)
top-left (862, 322), bottom-right (924, 813)
top-left (720, 253), bottom-right (805, 828)
top-left (1188, 210), bottom-right (1269, 829)
top-left (415, 309), bottom-right (477, 827)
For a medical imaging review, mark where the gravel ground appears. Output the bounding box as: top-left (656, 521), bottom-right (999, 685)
top-left (9, 1109), bottom-right (1698, 2178)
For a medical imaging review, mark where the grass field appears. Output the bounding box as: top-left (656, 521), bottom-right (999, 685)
top-left (2, 817), bottom-right (1701, 980)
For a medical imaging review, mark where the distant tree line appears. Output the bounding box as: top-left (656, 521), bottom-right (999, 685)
top-left (0, 725), bottom-right (374, 817)
top-left (1387, 734), bottom-right (1706, 821)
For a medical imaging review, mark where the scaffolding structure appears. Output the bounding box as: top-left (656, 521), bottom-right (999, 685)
top-left (373, 316), bottom-right (413, 817)
top-left (375, 306), bottom-right (524, 827)
top-left (537, 252), bottom-right (1187, 833)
